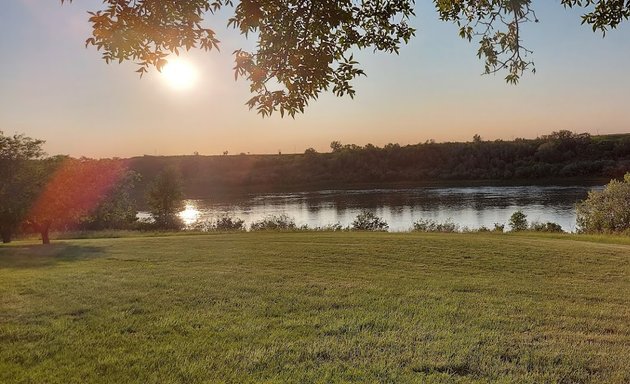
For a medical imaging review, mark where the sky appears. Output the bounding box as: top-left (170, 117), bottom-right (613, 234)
top-left (1, 1), bottom-right (629, 158)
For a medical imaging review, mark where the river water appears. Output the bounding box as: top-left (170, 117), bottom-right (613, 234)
top-left (140, 184), bottom-right (602, 232)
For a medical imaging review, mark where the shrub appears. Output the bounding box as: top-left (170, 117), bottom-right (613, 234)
top-left (189, 220), bottom-right (213, 232)
top-left (576, 173), bottom-right (630, 234)
top-left (412, 218), bottom-right (459, 233)
top-left (530, 221), bottom-right (564, 233)
top-left (191, 216), bottom-right (246, 232)
top-left (493, 223), bottom-right (505, 233)
top-left (250, 214), bottom-right (296, 231)
top-left (351, 211), bottom-right (389, 231)
top-left (411, 218), bottom-right (433, 232)
top-left (509, 211), bottom-right (528, 232)
top-left (309, 223), bottom-right (345, 231)
top-left (214, 216), bottom-right (245, 231)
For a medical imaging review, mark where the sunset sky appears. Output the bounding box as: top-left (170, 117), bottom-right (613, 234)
top-left (1, 1), bottom-right (629, 158)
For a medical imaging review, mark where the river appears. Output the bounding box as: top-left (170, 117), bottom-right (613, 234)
top-left (139, 184), bottom-right (603, 232)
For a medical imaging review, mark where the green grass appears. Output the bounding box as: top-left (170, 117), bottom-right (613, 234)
top-left (1, 232), bottom-right (629, 383)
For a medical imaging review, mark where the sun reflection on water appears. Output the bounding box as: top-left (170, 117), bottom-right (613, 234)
top-left (179, 203), bottom-right (200, 225)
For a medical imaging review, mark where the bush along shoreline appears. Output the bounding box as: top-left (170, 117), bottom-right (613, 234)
top-left (136, 210), bottom-right (568, 234)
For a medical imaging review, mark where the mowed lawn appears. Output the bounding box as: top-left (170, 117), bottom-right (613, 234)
top-left (1, 233), bottom-right (629, 383)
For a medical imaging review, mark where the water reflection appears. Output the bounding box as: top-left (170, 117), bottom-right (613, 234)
top-left (179, 203), bottom-right (200, 226)
top-left (142, 185), bottom-right (602, 232)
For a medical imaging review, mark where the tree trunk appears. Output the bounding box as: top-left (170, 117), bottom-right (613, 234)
top-left (1, 229), bottom-right (11, 244)
top-left (39, 221), bottom-right (51, 245)
top-left (41, 228), bottom-right (50, 245)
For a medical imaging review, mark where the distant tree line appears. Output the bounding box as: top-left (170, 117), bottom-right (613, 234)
top-left (128, 131), bottom-right (630, 198)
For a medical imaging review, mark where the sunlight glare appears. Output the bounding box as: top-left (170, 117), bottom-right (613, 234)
top-left (161, 58), bottom-right (199, 91)
top-left (179, 203), bottom-right (200, 225)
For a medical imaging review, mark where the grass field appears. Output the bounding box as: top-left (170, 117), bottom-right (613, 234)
top-left (1, 232), bottom-right (629, 383)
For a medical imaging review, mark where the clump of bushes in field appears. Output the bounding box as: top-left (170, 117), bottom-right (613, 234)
top-left (508, 210), bottom-right (564, 233)
top-left (250, 214), bottom-right (297, 231)
top-left (411, 218), bottom-right (459, 233)
top-left (529, 221), bottom-right (564, 233)
top-left (473, 224), bottom-right (505, 233)
top-left (576, 173), bottom-right (630, 234)
top-left (191, 216), bottom-right (246, 231)
top-left (214, 216), bottom-right (246, 231)
top-left (351, 211), bottom-right (389, 231)
top-left (187, 214), bottom-right (299, 232)
top-left (308, 223), bottom-right (345, 231)
top-left (409, 216), bottom-right (565, 234)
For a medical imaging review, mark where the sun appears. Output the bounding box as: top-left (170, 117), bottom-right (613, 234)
top-left (160, 58), bottom-right (199, 91)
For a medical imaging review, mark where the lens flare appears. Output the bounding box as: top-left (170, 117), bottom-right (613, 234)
top-left (27, 158), bottom-right (129, 230)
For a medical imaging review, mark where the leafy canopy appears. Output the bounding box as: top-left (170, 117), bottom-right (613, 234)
top-left (62, 1), bottom-right (630, 116)
top-left (0, 131), bottom-right (45, 164)
top-left (0, 131), bottom-right (47, 242)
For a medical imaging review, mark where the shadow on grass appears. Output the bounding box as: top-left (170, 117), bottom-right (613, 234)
top-left (0, 243), bottom-right (106, 269)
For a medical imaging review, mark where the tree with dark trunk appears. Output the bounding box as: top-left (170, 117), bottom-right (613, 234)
top-left (28, 220), bottom-right (52, 245)
top-left (0, 131), bottom-right (46, 243)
